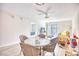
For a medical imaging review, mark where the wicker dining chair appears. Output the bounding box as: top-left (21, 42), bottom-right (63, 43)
top-left (20, 43), bottom-right (40, 56)
top-left (19, 35), bottom-right (28, 43)
top-left (19, 35), bottom-right (40, 56)
top-left (38, 34), bottom-right (46, 38)
top-left (43, 37), bottom-right (58, 52)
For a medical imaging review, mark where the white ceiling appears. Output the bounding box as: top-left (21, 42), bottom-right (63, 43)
top-left (0, 3), bottom-right (79, 20)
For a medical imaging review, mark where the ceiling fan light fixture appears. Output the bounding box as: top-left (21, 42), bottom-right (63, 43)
top-left (45, 16), bottom-right (49, 18)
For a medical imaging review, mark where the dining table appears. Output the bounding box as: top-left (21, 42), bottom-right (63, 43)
top-left (24, 38), bottom-right (50, 56)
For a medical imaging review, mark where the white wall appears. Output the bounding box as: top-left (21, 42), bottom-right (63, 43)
top-left (72, 10), bottom-right (79, 36)
top-left (0, 11), bottom-right (33, 47)
top-left (72, 4), bottom-right (79, 36)
top-left (57, 20), bottom-right (72, 33)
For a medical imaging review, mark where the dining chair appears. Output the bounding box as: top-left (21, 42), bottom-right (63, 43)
top-left (19, 35), bottom-right (28, 43)
top-left (20, 43), bottom-right (40, 56)
top-left (43, 37), bottom-right (58, 56)
top-left (38, 34), bottom-right (45, 38)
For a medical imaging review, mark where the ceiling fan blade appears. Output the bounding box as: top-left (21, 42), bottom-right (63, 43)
top-left (46, 6), bottom-right (52, 13)
top-left (38, 13), bottom-right (43, 15)
top-left (35, 9), bottom-right (46, 14)
top-left (35, 3), bottom-right (45, 6)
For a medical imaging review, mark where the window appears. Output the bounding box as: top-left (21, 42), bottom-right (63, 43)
top-left (51, 24), bottom-right (57, 36)
top-left (30, 23), bottom-right (36, 36)
top-left (47, 22), bottom-right (57, 37)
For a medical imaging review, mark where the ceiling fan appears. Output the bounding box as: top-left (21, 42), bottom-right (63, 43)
top-left (35, 5), bottom-right (53, 18)
top-left (35, 3), bottom-right (45, 6)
